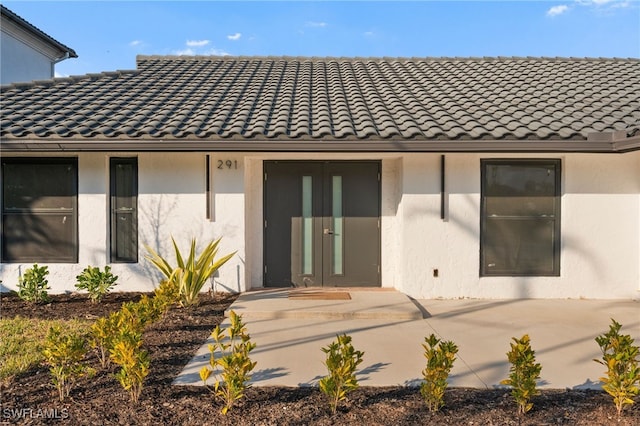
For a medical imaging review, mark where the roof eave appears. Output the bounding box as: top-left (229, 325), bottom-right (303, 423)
top-left (1, 5), bottom-right (78, 59)
top-left (1, 138), bottom-right (636, 153)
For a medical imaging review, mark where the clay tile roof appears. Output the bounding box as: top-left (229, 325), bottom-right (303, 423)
top-left (1, 56), bottom-right (639, 146)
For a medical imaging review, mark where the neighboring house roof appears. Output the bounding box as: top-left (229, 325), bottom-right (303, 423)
top-left (0, 5), bottom-right (78, 60)
top-left (1, 56), bottom-right (639, 152)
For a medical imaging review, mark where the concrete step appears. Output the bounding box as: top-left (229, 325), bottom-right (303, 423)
top-left (226, 288), bottom-right (425, 320)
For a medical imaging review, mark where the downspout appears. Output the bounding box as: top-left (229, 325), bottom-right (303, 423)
top-left (51, 52), bottom-right (71, 77)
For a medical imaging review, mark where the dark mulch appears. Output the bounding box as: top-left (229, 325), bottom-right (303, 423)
top-left (1, 292), bottom-right (638, 425)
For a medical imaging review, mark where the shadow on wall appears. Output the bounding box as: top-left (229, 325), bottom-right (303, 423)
top-left (212, 257), bottom-right (244, 293)
top-left (137, 193), bottom-right (237, 290)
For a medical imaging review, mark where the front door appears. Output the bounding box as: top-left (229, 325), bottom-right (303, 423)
top-left (264, 161), bottom-right (380, 287)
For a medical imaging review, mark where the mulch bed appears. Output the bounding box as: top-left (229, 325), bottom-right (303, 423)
top-left (1, 292), bottom-right (638, 425)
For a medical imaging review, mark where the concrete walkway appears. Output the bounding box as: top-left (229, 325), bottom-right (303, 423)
top-left (174, 289), bottom-right (639, 390)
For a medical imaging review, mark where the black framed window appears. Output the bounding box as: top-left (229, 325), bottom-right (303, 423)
top-left (110, 157), bottom-right (138, 263)
top-left (2, 157), bottom-right (78, 263)
top-left (480, 159), bottom-right (561, 276)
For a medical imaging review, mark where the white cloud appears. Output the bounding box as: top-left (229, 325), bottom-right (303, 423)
top-left (174, 48), bottom-right (197, 56)
top-left (363, 31), bottom-right (375, 37)
top-left (586, 0), bottom-right (617, 4)
top-left (129, 40), bottom-right (143, 47)
top-left (205, 48), bottom-right (230, 56)
top-left (227, 33), bottom-right (242, 41)
top-left (186, 40), bottom-right (210, 47)
top-left (174, 39), bottom-right (230, 56)
top-left (547, 5), bottom-right (569, 16)
top-left (546, 0), bottom-right (631, 18)
top-left (305, 21), bottom-right (327, 28)
top-left (575, 0), bottom-right (631, 9)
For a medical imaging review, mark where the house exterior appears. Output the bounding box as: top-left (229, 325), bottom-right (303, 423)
top-left (1, 56), bottom-right (639, 299)
top-left (0, 5), bottom-right (77, 85)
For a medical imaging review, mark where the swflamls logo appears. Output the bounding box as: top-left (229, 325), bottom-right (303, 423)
top-left (2, 407), bottom-right (69, 419)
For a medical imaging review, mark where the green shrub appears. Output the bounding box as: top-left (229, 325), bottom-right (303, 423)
top-left (110, 327), bottom-right (149, 404)
top-left (17, 264), bottom-right (50, 304)
top-left (500, 334), bottom-right (542, 415)
top-left (152, 279), bottom-right (180, 315)
top-left (75, 265), bottom-right (118, 303)
top-left (145, 237), bottom-right (236, 307)
top-left (90, 314), bottom-right (119, 369)
top-left (42, 326), bottom-right (94, 401)
top-left (421, 334), bottom-right (458, 412)
top-left (594, 319), bottom-right (640, 417)
top-left (319, 334), bottom-right (364, 415)
top-left (200, 310), bottom-right (256, 414)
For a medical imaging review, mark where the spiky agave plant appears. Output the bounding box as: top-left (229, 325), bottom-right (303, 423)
top-left (145, 237), bottom-right (235, 307)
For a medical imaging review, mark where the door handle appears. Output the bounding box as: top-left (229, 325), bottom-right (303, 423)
top-left (323, 228), bottom-right (334, 235)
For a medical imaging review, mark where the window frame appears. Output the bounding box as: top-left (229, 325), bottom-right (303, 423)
top-left (109, 157), bottom-right (138, 263)
top-left (480, 159), bottom-right (561, 277)
top-left (1, 157), bottom-right (79, 263)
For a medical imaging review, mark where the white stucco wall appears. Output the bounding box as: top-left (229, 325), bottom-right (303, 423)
top-left (0, 32), bottom-right (54, 84)
top-left (1, 150), bottom-right (638, 299)
top-left (391, 152), bottom-right (640, 299)
top-left (0, 153), bottom-right (244, 294)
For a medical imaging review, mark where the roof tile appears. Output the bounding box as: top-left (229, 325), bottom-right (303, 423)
top-left (1, 56), bottom-right (639, 142)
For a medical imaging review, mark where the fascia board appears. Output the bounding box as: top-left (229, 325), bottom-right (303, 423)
top-left (0, 138), bottom-right (628, 153)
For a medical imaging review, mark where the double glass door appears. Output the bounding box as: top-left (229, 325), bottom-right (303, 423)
top-left (264, 161), bottom-right (380, 287)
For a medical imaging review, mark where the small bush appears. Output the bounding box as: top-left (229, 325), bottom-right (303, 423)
top-left (594, 318), bottom-right (640, 417)
top-left (152, 279), bottom-right (180, 315)
top-left (110, 328), bottom-right (149, 404)
top-left (319, 334), bottom-right (364, 415)
top-left (421, 334), bottom-right (458, 412)
top-left (500, 334), bottom-right (542, 415)
top-left (75, 265), bottom-right (118, 303)
top-left (200, 310), bottom-right (256, 414)
top-left (17, 264), bottom-right (50, 304)
top-left (42, 326), bottom-right (94, 401)
top-left (90, 315), bottom-right (119, 369)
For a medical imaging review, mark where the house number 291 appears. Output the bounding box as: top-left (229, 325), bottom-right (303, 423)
top-left (217, 160), bottom-right (238, 170)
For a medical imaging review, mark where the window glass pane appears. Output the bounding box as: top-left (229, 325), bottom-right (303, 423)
top-left (2, 158), bottom-right (77, 263)
top-left (110, 158), bottom-right (138, 263)
top-left (3, 213), bottom-right (76, 262)
top-left (484, 218), bottom-right (555, 274)
top-left (114, 163), bottom-right (135, 209)
top-left (301, 175), bottom-right (313, 275)
top-left (485, 164), bottom-right (556, 216)
top-left (332, 176), bottom-right (343, 275)
top-left (3, 162), bottom-right (75, 210)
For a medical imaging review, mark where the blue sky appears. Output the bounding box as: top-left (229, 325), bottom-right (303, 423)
top-left (3, 0), bottom-right (639, 77)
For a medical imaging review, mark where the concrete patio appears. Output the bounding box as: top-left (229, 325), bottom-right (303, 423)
top-left (175, 289), bottom-right (639, 390)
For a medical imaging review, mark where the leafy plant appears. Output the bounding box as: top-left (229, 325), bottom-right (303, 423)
top-left (594, 319), bottom-right (640, 417)
top-left (145, 237), bottom-right (236, 307)
top-left (17, 264), bottom-right (50, 304)
top-left (75, 265), bottom-right (118, 303)
top-left (500, 334), bottom-right (542, 415)
top-left (118, 299), bottom-right (157, 332)
top-left (90, 287), bottom-right (171, 373)
top-left (90, 314), bottom-right (119, 369)
top-left (42, 326), bottom-right (94, 401)
top-left (421, 334), bottom-right (458, 412)
top-left (110, 329), bottom-right (149, 404)
top-left (319, 334), bottom-right (364, 415)
top-left (151, 279), bottom-right (180, 316)
top-left (200, 310), bottom-right (257, 414)
top-left (1, 317), bottom-right (90, 385)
